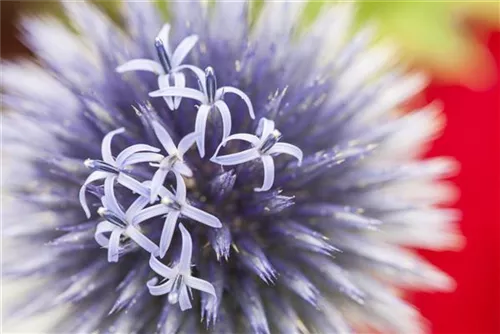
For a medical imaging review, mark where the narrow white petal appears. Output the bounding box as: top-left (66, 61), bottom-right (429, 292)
top-left (157, 23), bottom-right (171, 53)
top-left (178, 223), bottom-right (193, 272)
top-left (178, 284), bottom-right (192, 311)
top-left (147, 277), bottom-right (174, 296)
top-left (150, 168), bottom-right (170, 204)
top-left (182, 204), bottom-right (222, 228)
top-left (184, 275), bottom-right (217, 302)
top-left (79, 171), bottom-right (108, 218)
top-left (194, 104), bottom-right (212, 158)
top-left (158, 74), bottom-right (169, 89)
top-left (177, 132), bottom-right (198, 157)
top-left (173, 172), bottom-right (187, 204)
top-left (152, 120), bottom-right (178, 155)
top-left (173, 72), bottom-right (186, 109)
top-left (103, 175), bottom-right (125, 217)
top-left (211, 133), bottom-right (260, 160)
top-left (116, 144), bottom-right (160, 167)
top-left (108, 229), bottom-right (123, 263)
top-left (217, 86), bottom-right (255, 119)
top-left (101, 128), bottom-right (125, 164)
top-left (172, 35), bottom-right (199, 66)
top-left (255, 155), bottom-right (275, 192)
top-left (160, 211), bottom-right (180, 258)
top-left (123, 152), bottom-right (164, 166)
top-left (132, 204), bottom-right (169, 225)
top-left (157, 186), bottom-right (177, 202)
top-left (214, 100), bottom-right (232, 139)
top-left (268, 142), bottom-right (303, 166)
top-left (125, 195), bottom-right (150, 222)
top-left (126, 225), bottom-right (159, 255)
top-left (158, 74), bottom-right (175, 110)
top-left (94, 221), bottom-right (116, 248)
top-left (117, 173), bottom-right (150, 198)
top-left (116, 59), bottom-right (164, 75)
top-left (176, 64), bottom-right (206, 92)
top-left (149, 87), bottom-right (205, 103)
top-left (149, 254), bottom-right (177, 279)
top-left (256, 118), bottom-right (275, 139)
top-left (173, 162), bottom-right (193, 177)
top-left (211, 148), bottom-right (259, 166)
top-left (217, 133), bottom-right (260, 150)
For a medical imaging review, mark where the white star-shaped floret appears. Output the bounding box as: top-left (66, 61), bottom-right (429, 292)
top-left (79, 128), bottom-right (160, 218)
top-left (147, 224), bottom-right (217, 311)
top-left (147, 121), bottom-right (197, 203)
top-left (94, 177), bottom-right (158, 262)
top-left (133, 173), bottom-right (221, 257)
top-left (211, 118), bottom-right (303, 192)
top-left (116, 24), bottom-right (198, 110)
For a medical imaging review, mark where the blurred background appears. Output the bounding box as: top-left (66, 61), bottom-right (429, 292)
top-left (1, 1), bottom-right (499, 333)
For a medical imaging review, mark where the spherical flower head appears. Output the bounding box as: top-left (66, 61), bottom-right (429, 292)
top-left (2, 2), bottom-right (462, 333)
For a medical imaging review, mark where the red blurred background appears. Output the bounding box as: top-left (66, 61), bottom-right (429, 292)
top-left (1, 3), bottom-right (499, 333)
top-left (414, 30), bottom-right (500, 334)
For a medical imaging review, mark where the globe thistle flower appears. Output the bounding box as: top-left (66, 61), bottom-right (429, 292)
top-left (2, 1), bottom-right (462, 333)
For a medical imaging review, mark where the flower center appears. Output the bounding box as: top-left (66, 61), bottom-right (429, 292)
top-left (260, 129), bottom-right (282, 154)
top-left (161, 196), bottom-right (183, 211)
top-left (159, 154), bottom-right (179, 170)
top-left (168, 274), bottom-right (184, 304)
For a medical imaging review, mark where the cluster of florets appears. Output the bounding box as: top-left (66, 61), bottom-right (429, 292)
top-left (78, 23), bottom-right (303, 312)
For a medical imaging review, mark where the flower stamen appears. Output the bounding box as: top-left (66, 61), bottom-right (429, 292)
top-left (204, 67), bottom-right (217, 104)
top-left (97, 207), bottom-right (127, 229)
top-left (259, 129), bottom-right (283, 154)
top-left (154, 38), bottom-right (172, 73)
top-left (84, 159), bottom-right (120, 174)
top-left (168, 275), bottom-right (184, 305)
top-left (161, 196), bottom-right (183, 211)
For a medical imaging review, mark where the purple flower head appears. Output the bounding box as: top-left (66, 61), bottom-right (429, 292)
top-left (2, 1), bottom-right (461, 334)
